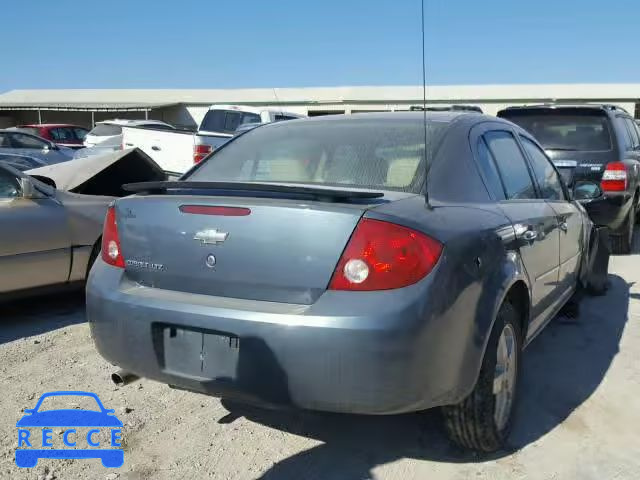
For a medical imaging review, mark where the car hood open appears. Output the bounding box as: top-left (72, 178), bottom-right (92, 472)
top-left (26, 148), bottom-right (167, 197)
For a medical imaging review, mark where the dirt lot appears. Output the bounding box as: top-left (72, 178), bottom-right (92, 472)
top-left (1, 244), bottom-right (640, 480)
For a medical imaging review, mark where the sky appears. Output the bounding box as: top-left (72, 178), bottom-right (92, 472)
top-left (1, 0), bottom-right (640, 92)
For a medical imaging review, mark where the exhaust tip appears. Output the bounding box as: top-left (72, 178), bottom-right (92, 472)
top-left (111, 369), bottom-right (139, 387)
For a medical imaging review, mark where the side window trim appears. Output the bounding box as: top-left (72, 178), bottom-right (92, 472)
top-left (478, 136), bottom-right (508, 200)
top-left (616, 115), bottom-right (633, 150)
top-left (623, 117), bottom-right (640, 149)
top-left (485, 129), bottom-right (539, 202)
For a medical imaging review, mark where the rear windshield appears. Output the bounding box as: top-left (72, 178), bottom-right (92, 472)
top-left (88, 124), bottom-right (122, 136)
top-left (200, 110), bottom-right (262, 134)
top-left (500, 111), bottom-right (612, 151)
top-left (187, 118), bottom-right (448, 193)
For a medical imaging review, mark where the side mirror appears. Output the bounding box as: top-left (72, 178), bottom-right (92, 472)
top-left (573, 181), bottom-right (604, 201)
top-left (20, 177), bottom-right (48, 199)
top-left (30, 175), bottom-right (57, 189)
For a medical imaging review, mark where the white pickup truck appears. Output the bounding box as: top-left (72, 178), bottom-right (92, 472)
top-left (121, 105), bottom-right (304, 174)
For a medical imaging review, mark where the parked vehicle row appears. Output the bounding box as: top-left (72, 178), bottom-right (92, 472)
top-left (0, 129), bottom-right (74, 165)
top-left (86, 111), bottom-right (607, 453)
top-left (84, 119), bottom-right (175, 149)
top-left (499, 104), bottom-right (640, 253)
top-left (12, 124), bottom-right (89, 149)
top-left (121, 105), bottom-right (304, 173)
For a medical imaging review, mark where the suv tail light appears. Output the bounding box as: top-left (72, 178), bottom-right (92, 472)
top-left (328, 218), bottom-right (442, 291)
top-left (601, 162), bottom-right (628, 192)
top-left (101, 206), bottom-right (125, 268)
top-left (193, 144), bottom-right (212, 164)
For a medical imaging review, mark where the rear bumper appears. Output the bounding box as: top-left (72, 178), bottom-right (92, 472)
top-left (87, 259), bottom-right (472, 415)
top-left (581, 193), bottom-right (633, 231)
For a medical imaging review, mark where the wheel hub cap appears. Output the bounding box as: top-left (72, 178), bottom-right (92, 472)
top-left (493, 323), bottom-right (517, 431)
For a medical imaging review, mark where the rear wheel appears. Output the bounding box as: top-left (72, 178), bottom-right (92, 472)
top-left (610, 203), bottom-right (635, 255)
top-left (442, 302), bottom-right (522, 452)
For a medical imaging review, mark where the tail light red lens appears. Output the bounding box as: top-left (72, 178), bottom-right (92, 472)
top-left (601, 162), bottom-right (628, 192)
top-left (101, 206), bottom-right (125, 268)
top-left (328, 218), bottom-right (442, 291)
top-left (193, 144), bottom-right (212, 164)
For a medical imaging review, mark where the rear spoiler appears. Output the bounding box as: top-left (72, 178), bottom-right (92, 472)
top-left (123, 181), bottom-right (384, 200)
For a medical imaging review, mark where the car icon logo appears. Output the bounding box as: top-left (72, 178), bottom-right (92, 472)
top-left (15, 391), bottom-right (124, 468)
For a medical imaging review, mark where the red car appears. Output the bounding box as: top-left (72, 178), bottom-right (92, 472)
top-left (16, 124), bottom-right (90, 149)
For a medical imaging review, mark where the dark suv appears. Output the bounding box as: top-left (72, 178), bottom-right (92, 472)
top-left (498, 104), bottom-right (640, 254)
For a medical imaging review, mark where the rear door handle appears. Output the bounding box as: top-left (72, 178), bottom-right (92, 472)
top-left (514, 224), bottom-right (538, 242)
top-left (151, 145), bottom-right (161, 151)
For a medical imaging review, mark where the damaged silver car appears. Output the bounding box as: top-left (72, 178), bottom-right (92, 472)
top-left (0, 148), bottom-right (165, 300)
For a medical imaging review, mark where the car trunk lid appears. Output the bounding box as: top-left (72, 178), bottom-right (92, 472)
top-left (115, 190), bottom-right (389, 304)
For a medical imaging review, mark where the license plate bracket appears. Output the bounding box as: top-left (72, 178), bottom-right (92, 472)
top-left (159, 325), bottom-right (239, 379)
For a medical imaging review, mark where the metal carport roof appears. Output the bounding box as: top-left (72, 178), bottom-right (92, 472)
top-left (0, 102), bottom-right (178, 112)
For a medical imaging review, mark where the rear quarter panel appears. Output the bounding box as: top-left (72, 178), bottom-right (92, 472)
top-left (366, 197), bottom-right (530, 403)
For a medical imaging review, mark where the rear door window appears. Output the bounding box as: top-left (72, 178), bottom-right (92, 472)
top-left (520, 136), bottom-right (565, 200)
top-left (499, 111), bottom-right (612, 151)
top-left (50, 128), bottom-right (75, 142)
top-left (73, 128), bottom-right (88, 140)
top-left (484, 131), bottom-right (537, 200)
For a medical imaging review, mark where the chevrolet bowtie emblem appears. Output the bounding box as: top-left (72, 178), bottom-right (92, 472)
top-left (193, 229), bottom-right (228, 245)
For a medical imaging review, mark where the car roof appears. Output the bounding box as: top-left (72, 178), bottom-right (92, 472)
top-left (498, 103), bottom-right (631, 116)
top-left (96, 119), bottom-right (172, 127)
top-left (255, 111), bottom-right (492, 130)
top-left (207, 104), bottom-right (303, 117)
top-left (0, 129), bottom-right (45, 137)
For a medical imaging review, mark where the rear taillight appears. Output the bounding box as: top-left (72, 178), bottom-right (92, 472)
top-left (101, 206), bottom-right (125, 268)
top-left (328, 218), bottom-right (442, 291)
top-left (601, 162), bottom-right (628, 192)
top-left (193, 145), bottom-right (212, 164)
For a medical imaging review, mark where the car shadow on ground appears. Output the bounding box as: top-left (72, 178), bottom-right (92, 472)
top-left (0, 291), bottom-right (85, 345)
top-left (220, 274), bottom-right (630, 479)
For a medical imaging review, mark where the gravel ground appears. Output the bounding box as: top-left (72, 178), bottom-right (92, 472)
top-left (1, 243), bottom-right (640, 479)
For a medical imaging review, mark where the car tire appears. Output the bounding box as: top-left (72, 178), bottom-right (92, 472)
top-left (441, 301), bottom-right (522, 452)
top-left (610, 203), bottom-right (635, 255)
